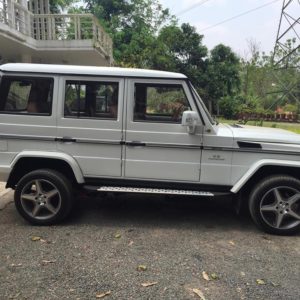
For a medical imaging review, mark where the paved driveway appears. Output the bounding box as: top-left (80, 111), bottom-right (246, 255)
top-left (0, 190), bottom-right (299, 300)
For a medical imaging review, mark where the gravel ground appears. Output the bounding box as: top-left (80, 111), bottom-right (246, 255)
top-left (0, 192), bottom-right (299, 300)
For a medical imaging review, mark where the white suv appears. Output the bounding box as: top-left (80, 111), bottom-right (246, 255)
top-left (0, 63), bottom-right (300, 235)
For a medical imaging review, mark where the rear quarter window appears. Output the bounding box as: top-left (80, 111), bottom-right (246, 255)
top-left (0, 76), bottom-right (54, 115)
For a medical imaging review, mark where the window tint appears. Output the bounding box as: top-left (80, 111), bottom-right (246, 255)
top-left (134, 83), bottom-right (190, 123)
top-left (0, 77), bottom-right (53, 115)
top-left (65, 81), bottom-right (119, 120)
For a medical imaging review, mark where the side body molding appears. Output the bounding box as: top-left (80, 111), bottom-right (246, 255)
top-left (10, 151), bottom-right (85, 184)
top-left (231, 159), bottom-right (300, 193)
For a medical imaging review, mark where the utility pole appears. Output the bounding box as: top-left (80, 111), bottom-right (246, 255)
top-left (268, 0), bottom-right (300, 112)
top-left (272, 0), bottom-right (300, 68)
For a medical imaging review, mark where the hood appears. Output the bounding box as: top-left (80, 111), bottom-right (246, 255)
top-left (228, 124), bottom-right (300, 144)
top-left (221, 123), bottom-right (300, 153)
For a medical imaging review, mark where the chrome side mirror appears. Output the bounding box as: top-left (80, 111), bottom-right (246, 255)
top-left (181, 111), bottom-right (200, 134)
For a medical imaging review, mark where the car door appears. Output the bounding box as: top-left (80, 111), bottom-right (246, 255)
top-left (0, 74), bottom-right (57, 163)
top-left (124, 78), bottom-right (202, 182)
top-left (57, 76), bottom-right (124, 178)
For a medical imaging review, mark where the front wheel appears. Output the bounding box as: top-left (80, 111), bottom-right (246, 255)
top-left (249, 175), bottom-right (300, 235)
top-left (14, 169), bottom-right (73, 225)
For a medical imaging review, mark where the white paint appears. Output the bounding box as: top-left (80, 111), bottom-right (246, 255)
top-left (1, 64), bottom-right (300, 195)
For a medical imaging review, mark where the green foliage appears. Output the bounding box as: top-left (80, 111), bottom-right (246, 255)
top-left (156, 23), bottom-right (208, 92)
top-left (240, 39), bottom-right (300, 116)
top-left (49, 0), bottom-right (77, 13)
top-left (219, 95), bottom-right (242, 119)
top-left (76, 1), bottom-right (299, 118)
top-left (283, 103), bottom-right (298, 113)
top-left (84, 0), bottom-right (172, 67)
top-left (204, 44), bottom-right (240, 113)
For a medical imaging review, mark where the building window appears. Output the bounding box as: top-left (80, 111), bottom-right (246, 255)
top-left (0, 77), bottom-right (53, 115)
top-left (134, 83), bottom-right (190, 123)
top-left (64, 81), bottom-right (119, 120)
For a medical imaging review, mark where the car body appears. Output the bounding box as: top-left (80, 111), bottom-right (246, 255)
top-left (0, 63), bottom-right (300, 234)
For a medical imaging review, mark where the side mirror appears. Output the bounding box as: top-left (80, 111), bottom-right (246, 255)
top-left (181, 111), bottom-right (200, 134)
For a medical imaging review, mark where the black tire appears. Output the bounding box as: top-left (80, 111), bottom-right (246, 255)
top-left (14, 169), bottom-right (73, 225)
top-left (249, 175), bottom-right (300, 235)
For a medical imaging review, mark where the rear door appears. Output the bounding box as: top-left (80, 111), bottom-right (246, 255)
top-left (124, 78), bottom-right (202, 182)
top-left (57, 76), bottom-right (124, 178)
top-left (0, 74), bottom-right (57, 163)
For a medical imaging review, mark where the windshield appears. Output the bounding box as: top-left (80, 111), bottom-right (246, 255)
top-left (190, 83), bottom-right (216, 125)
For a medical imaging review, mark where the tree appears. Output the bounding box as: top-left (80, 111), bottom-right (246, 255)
top-left (205, 44), bottom-right (240, 114)
top-left (81, 1), bottom-right (250, 118)
top-left (84, 0), bottom-right (172, 67)
top-left (157, 23), bottom-right (208, 86)
top-left (49, 0), bottom-right (77, 13)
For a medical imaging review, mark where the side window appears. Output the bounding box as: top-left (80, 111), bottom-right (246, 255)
top-left (64, 80), bottom-right (119, 120)
top-left (0, 77), bottom-right (53, 115)
top-left (134, 83), bottom-right (190, 123)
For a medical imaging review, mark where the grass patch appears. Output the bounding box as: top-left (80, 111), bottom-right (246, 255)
top-left (219, 118), bottom-right (300, 134)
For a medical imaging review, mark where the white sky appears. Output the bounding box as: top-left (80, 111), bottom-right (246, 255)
top-left (159, 0), bottom-right (299, 57)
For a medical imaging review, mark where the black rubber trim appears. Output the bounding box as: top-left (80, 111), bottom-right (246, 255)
top-left (237, 141), bottom-right (262, 149)
top-left (126, 141), bottom-right (146, 147)
top-left (0, 134), bottom-right (56, 142)
top-left (186, 80), bottom-right (205, 126)
top-left (55, 137), bottom-right (77, 143)
top-left (203, 145), bottom-right (300, 156)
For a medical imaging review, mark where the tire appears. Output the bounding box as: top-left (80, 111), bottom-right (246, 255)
top-left (14, 169), bottom-right (73, 225)
top-left (249, 175), bottom-right (300, 235)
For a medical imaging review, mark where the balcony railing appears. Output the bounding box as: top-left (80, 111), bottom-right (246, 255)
top-left (32, 14), bottom-right (113, 57)
top-left (0, 1), bottom-right (113, 59)
top-left (0, 0), bottom-right (32, 36)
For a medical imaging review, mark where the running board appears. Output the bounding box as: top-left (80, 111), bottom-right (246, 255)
top-left (84, 185), bottom-right (214, 196)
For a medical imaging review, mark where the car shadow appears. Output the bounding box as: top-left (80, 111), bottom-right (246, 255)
top-left (67, 193), bottom-right (256, 233)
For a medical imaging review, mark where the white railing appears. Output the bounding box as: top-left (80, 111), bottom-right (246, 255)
top-left (32, 14), bottom-right (113, 57)
top-left (0, 0), bottom-right (32, 35)
top-left (0, 1), bottom-right (113, 58)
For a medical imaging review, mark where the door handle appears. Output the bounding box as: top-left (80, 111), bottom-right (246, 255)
top-left (126, 141), bottom-right (146, 147)
top-left (55, 137), bottom-right (76, 143)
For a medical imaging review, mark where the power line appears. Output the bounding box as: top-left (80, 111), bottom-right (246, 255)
top-left (198, 0), bottom-right (281, 32)
top-left (176, 0), bottom-right (212, 16)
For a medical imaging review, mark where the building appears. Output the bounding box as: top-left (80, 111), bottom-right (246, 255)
top-left (0, 0), bottom-right (113, 66)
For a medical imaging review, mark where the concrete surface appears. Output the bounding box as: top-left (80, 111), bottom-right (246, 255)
top-left (0, 182), bottom-right (11, 210)
top-left (0, 193), bottom-right (299, 300)
top-left (0, 182), bottom-right (6, 193)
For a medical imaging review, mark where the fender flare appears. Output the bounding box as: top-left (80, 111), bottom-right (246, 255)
top-left (10, 151), bottom-right (85, 184)
top-left (231, 159), bottom-right (300, 193)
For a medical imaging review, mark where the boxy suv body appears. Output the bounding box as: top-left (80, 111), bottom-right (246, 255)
top-left (0, 63), bottom-right (300, 235)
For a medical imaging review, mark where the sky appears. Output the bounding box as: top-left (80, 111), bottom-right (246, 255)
top-left (159, 0), bottom-right (299, 58)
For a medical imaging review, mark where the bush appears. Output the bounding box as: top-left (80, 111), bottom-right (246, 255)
top-left (219, 95), bottom-right (243, 119)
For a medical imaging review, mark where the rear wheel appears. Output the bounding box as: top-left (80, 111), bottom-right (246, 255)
top-left (14, 169), bottom-right (73, 225)
top-left (249, 175), bottom-right (300, 235)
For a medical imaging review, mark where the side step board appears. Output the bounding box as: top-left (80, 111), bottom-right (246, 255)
top-left (84, 185), bottom-right (215, 197)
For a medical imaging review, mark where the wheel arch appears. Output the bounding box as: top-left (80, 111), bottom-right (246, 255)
top-left (6, 151), bottom-right (84, 188)
top-left (231, 159), bottom-right (300, 195)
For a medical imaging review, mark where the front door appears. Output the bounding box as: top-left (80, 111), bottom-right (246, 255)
top-left (57, 76), bottom-right (124, 178)
top-left (124, 79), bottom-right (202, 182)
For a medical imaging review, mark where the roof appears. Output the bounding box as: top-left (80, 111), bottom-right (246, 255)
top-left (0, 63), bottom-right (187, 79)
